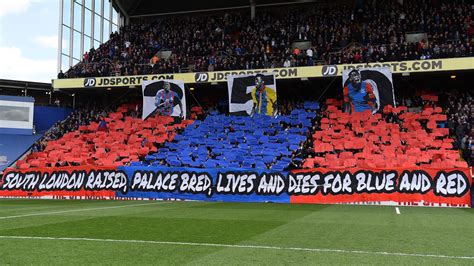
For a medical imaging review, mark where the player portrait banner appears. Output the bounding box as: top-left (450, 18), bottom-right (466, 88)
top-left (342, 67), bottom-right (395, 114)
top-left (227, 73), bottom-right (277, 116)
top-left (1, 166), bottom-right (471, 207)
top-left (142, 80), bottom-right (186, 120)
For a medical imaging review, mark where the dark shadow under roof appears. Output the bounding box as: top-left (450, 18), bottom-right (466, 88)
top-left (116, 0), bottom-right (315, 17)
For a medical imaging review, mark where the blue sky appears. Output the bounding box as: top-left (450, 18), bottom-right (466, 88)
top-left (0, 0), bottom-right (60, 82)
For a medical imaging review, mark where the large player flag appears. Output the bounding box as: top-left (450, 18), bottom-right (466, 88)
top-left (142, 80), bottom-right (186, 120)
top-left (342, 67), bottom-right (395, 114)
top-left (227, 73), bottom-right (277, 116)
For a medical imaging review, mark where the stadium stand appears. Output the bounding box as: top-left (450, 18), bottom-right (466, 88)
top-left (301, 97), bottom-right (470, 169)
top-left (62, 0), bottom-right (474, 78)
top-left (139, 103), bottom-right (318, 170)
top-left (11, 91), bottom-right (472, 171)
top-left (2, 4), bottom-right (474, 262)
top-left (446, 91), bottom-right (474, 165)
top-left (5, 0), bottom-right (473, 172)
top-left (15, 99), bottom-right (320, 171)
top-left (0, 134), bottom-right (43, 172)
top-left (31, 105), bottom-right (109, 152)
top-left (21, 104), bottom-right (193, 168)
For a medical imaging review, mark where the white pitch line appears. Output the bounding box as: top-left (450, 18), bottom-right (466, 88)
top-left (395, 207), bottom-right (400, 215)
top-left (0, 202), bottom-right (166, 220)
top-left (0, 235), bottom-right (472, 260)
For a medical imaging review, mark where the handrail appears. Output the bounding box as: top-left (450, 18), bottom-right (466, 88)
top-left (405, 31), bottom-right (427, 35)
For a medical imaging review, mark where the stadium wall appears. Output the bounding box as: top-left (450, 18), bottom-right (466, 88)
top-left (33, 106), bottom-right (73, 132)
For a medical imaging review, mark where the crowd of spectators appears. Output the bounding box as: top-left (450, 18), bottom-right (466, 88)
top-left (446, 91), bottom-right (474, 165)
top-left (288, 89), bottom-right (474, 168)
top-left (61, 0), bottom-right (474, 79)
top-left (32, 106), bottom-right (109, 152)
top-left (24, 91), bottom-right (472, 170)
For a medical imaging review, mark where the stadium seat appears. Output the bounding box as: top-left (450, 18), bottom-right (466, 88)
top-left (304, 102), bottom-right (465, 169)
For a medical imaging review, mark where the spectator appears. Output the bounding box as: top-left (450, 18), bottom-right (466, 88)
top-left (446, 90), bottom-right (473, 164)
top-left (293, 47), bottom-right (301, 57)
top-left (31, 104), bottom-right (110, 152)
top-left (57, 70), bottom-right (65, 79)
top-left (306, 48), bottom-right (313, 59)
top-left (61, 0), bottom-right (474, 78)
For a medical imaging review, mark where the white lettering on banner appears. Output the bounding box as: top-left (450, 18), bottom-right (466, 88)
top-left (179, 172), bottom-right (212, 196)
top-left (1, 170), bottom-right (127, 193)
top-left (130, 171), bottom-right (179, 192)
top-left (0, 170), bottom-right (471, 200)
top-left (84, 78), bottom-right (96, 87)
top-left (398, 172), bottom-right (432, 193)
top-left (85, 171), bottom-right (128, 193)
top-left (435, 172), bottom-right (469, 197)
top-left (216, 173), bottom-right (257, 194)
top-left (287, 174), bottom-right (320, 195)
top-left (256, 174), bottom-right (286, 195)
top-left (195, 73), bottom-right (209, 82)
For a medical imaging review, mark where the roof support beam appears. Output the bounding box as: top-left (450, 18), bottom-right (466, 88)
top-left (250, 0), bottom-right (255, 20)
top-left (129, 1), bottom-right (315, 18)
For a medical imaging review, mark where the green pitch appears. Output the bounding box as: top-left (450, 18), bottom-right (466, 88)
top-left (0, 199), bottom-right (472, 265)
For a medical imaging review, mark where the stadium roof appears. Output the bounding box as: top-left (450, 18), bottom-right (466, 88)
top-left (0, 79), bottom-right (51, 91)
top-left (116, 0), bottom-right (316, 18)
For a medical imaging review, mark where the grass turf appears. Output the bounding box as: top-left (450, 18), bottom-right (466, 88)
top-left (0, 199), bottom-right (472, 265)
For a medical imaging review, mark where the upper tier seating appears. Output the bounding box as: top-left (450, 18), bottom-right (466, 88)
top-left (63, 0), bottom-right (474, 78)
